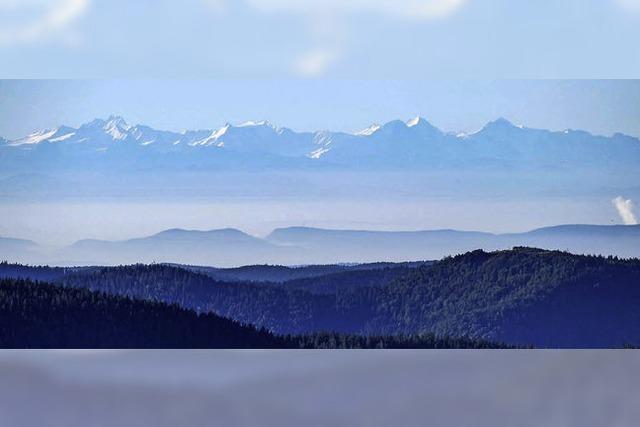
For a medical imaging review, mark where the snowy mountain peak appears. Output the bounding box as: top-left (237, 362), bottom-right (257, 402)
top-left (237, 120), bottom-right (270, 128)
top-left (355, 123), bottom-right (381, 136)
top-left (212, 124), bottom-right (230, 138)
top-left (406, 116), bottom-right (424, 127)
top-left (9, 125), bottom-right (78, 146)
top-left (103, 116), bottom-right (131, 140)
top-left (106, 115), bottom-right (128, 126)
top-left (190, 125), bottom-right (228, 147)
top-left (9, 128), bottom-right (58, 146)
top-left (236, 120), bottom-right (286, 134)
top-left (406, 116), bottom-right (441, 135)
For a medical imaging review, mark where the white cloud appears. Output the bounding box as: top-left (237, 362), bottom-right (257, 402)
top-left (615, 0), bottom-right (640, 12)
top-left (246, 0), bottom-right (468, 75)
top-left (0, 0), bottom-right (89, 46)
top-left (612, 196), bottom-right (638, 225)
top-left (246, 0), bottom-right (467, 20)
top-left (293, 48), bottom-right (342, 77)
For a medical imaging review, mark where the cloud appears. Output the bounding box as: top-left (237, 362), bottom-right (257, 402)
top-left (612, 196), bottom-right (638, 225)
top-left (293, 48), bottom-right (342, 77)
top-left (242, 0), bottom-right (468, 76)
top-left (0, 0), bottom-right (89, 46)
top-left (615, 0), bottom-right (640, 12)
top-left (245, 0), bottom-right (467, 20)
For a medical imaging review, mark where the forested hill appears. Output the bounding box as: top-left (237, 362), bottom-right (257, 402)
top-left (178, 261), bottom-right (430, 283)
top-left (370, 248), bottom-right (640, 347)
top-left (0, 261), bottom-right (95, 282)
top-left (0, 278), bottom-right (279, 348)
top-left (3, 248), bottom-right (640, 347)
top-left (0, 278), bottom-right (504, 349)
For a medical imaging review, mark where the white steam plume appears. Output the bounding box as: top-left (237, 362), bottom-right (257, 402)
top-left (612, 196), bottom-right (638, 225)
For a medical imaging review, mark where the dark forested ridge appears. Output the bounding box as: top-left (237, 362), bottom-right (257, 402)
top-left (174, 261), bottom-right (430, 283)
top-left (279, 265), bottom-right (420, 295)
top-left (3, 248), bottom-right (640, 347)
top-left (0, 260), bottom-right (428, 335)
top-left (0, 261), bottom-right (96, 282)
top-left (0, 278), bottom-right (279, 348)
top-left (0, 278), bottom-right (503, 349)
top-left (367, 248), bottom-right (640, 347)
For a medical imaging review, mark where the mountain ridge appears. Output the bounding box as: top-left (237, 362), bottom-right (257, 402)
top-left (3, 115), bottom-right (638, 167)
top-left (3, 223), bottom-right (638, 266)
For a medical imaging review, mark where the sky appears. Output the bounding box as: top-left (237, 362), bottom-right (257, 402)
top-left (2, 80), bottom-right (640, 139)
top-left (0, 1), bottom-right (639, 79)
top-left (1, 1), bottom-right (640, 244)
top-left (1, 79), bottom-right (639, 244)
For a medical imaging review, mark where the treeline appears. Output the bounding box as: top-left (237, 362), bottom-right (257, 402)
top-left (0, 278), bottom-right (504, 349)
top-left (290, 332), bottom-right (514, 349)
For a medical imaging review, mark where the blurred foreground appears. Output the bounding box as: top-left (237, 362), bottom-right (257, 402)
top-left (0, 350), bottom-right (638, 426)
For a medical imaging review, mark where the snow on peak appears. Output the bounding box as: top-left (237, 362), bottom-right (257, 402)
top-left (406, 116), bottom-right (440, 133)
top-left (103, 116), bottom-right (131, 140)
top-left (309, 147), bottom-right (331, 159)
top-left (190, 125), bottom-right (228, 146)
top-left (106, 115), bottom-right (128, 125)
top-left (355, 123), bottom-right (381, 136)
top-left (237, 120), bottom-right (270, 128)
top-left (49, 132), bottom-right (76, 142)
top-left (9, 125), bottom-right (78, 146)
top-left (10, 128), bottom-right (58, 145)
top-left (211, 124), bottom-right (229, 139)
top-left (237, 120), bottom-right (285, 134)
top-left (406, 116), bottom-right (424, 127)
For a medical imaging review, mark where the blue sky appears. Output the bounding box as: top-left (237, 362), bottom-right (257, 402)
top-left (1, 80), bottom-right (640, 139)
top-left (1, 1), bottom-right (640, 242)
top-left (0, 1), bottom-right (639, 79)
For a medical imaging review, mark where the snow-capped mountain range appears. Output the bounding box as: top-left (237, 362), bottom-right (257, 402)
top-left (2, 115), bottom-right (639, 171)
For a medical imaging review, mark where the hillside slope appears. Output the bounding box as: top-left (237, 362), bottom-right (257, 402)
top-left (0, 278), bottom-right (279, 348)
top-left (368, 248), bottom-right (640, 347)
top-left (0, 277), bottom-right (502, 349)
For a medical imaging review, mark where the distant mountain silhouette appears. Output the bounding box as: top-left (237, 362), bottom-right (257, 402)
top-left (267, 224), bottom-right (640, 262)
top-left (63, 228), bottom-right (292, 266)
top-left (3, 224), bottom-right (639, 266)
top-left (0, 237), bottom-right (39, 264)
